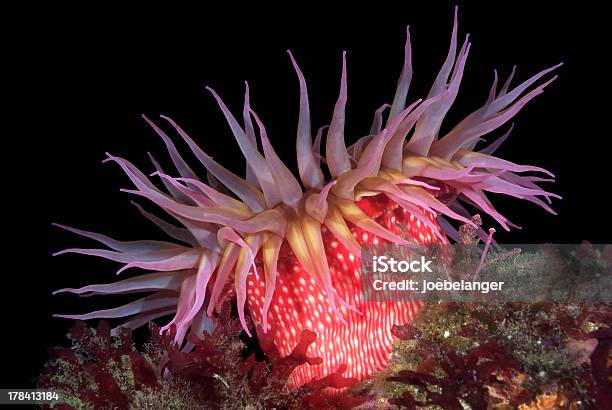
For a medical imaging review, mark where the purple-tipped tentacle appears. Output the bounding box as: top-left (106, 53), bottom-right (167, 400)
top-left (288, 50), bottom-right (325, 189)
top-left (326, 51), bottom-right (352, 178)
top-left (206, 86), bottom-right (281, 207)
top-left (54, 292), bottom-right (178, 321)
top-left (53, 270), bottom-right (189, 296)
top-left (242, 82), bottom-right (260, 188)
top-left (160, 115), bottom-right (266, 212)
top-left (388, 26), bottom-right (413, 122)
top-left (249, 107), bottom-right (303, 205)
top-left (370, 104), bottom-right (391, 136)
top-left (130, 201), bottom-right (197, 246)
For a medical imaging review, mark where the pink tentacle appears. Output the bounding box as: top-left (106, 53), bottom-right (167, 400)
top-left (218, 227), bottom-right (260, 281)
top-left (326, 51), bottom-right (352, 178)
top-left (388, 25), bottom-right (413, 122)
top-left (54, 292), bottom-right (177, 321)
top-left (288, 50), bottom-right (325, 189)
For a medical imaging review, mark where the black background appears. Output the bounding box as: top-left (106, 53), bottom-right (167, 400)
top-left (5, 2), bottom-right (609, 388)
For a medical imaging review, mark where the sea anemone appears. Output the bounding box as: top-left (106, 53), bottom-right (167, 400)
top-left (53, 8), bottom-right (560, 388)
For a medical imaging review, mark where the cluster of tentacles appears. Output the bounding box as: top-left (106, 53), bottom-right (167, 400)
top-left (53, 9), bottom-right (560, 387)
